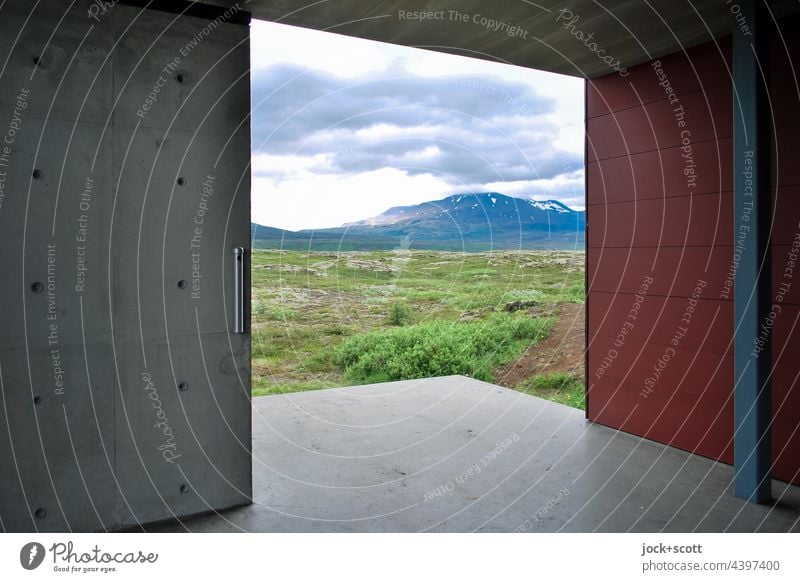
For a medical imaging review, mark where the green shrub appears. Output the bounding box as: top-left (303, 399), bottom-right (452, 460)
top-left (335, 314), bottom-right (553, 384)
top-left (252, 299), bottom-right (298, 321)
top-left (562, 282), bottom-right (586, 304)
top-left (386, 301), bottom-right (414, 326)
top-left (501, 289), bottom-right (544, 303)
top-left (448, 268), bottom-right (498, 279)
top-left (445, 283), bottom-right (504, 310)
top-left (400, 289), bottom-right (450, 302)
top-left (448, 287), bottom-right (546, 312)
top-left (251, 339), bottom-right (279, 359)
top-left (518, 372), bottom-right (585, 410)
top-left (303, 350), bottom-right (338, 373)
top-left (321, 324), bottom-right (350, 336)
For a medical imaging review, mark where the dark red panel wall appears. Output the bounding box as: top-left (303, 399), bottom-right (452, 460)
top-left (586, 21), bottom-right (800, 485)
top-left (766, 14), bottom-right (800, 483)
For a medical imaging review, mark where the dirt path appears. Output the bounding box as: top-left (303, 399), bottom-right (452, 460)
top-left (496, 302), bottom-right (585, 387)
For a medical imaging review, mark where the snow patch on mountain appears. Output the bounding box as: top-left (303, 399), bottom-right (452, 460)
top-left (528, 200), bottom-right (570, 213)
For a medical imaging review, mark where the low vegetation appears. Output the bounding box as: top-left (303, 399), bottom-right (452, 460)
top-left (386, 300), bottom-right (414, 326)
top-left (251, 249), bottom-right (585, 409)
top-left (517, 372), bottom-right (586, 410)
top-left (336, 314), bottom-right (553, 385)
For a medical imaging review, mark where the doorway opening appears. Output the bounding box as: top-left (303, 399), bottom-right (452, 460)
top-left (248, 20), bottom-right (586, 406)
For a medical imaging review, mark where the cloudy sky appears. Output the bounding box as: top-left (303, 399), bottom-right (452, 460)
top-left (250, 21), bottom-right (584, 231)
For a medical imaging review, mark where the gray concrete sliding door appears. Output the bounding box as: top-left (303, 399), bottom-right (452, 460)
top-left (0, 0), bottom-right (252, 532)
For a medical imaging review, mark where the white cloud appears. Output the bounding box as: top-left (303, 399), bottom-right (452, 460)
top-left (252, 169), bottom-right (457, 231)
top-left (252, 152), bottom-right (331, 175)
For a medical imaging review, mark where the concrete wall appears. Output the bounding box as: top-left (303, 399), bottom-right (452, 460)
top-left (586, 18), bottom-right (800, 485)
top-left (0, 0), bottom-right (252, 531)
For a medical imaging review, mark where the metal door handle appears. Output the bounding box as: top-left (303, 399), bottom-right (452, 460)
top-left (233, 246), bottom-right (245, 333)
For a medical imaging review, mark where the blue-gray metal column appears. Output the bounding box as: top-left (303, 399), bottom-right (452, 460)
top-left (733, 0), bottom-right (772, 504)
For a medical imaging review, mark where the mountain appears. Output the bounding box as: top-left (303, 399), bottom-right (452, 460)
top-left (252, 192), bottom-right (585, 251)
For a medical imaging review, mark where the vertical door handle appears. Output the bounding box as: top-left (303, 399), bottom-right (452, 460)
top-left (233, 246), bottom-right (245, 333)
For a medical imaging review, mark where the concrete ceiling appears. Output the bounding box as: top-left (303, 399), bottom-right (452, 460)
top-left (203, 0), bottom-right (746, 78)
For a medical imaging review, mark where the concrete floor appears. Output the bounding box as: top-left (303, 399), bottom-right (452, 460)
top-left (151, 376), bottom-right (800, 532)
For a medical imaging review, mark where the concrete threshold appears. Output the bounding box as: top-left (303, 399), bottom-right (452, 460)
top-left (150, 376), bottom-right (800, 532)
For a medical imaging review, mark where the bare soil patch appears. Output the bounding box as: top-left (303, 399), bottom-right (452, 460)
top-left (496, 302), bottom-right (585, 387)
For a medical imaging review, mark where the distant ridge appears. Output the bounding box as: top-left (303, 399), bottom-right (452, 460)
top-left (252, 192), bottom-right (585, 251)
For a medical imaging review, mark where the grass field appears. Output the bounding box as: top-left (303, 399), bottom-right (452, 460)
top-left (251, 249), bottom-right (585, 408)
